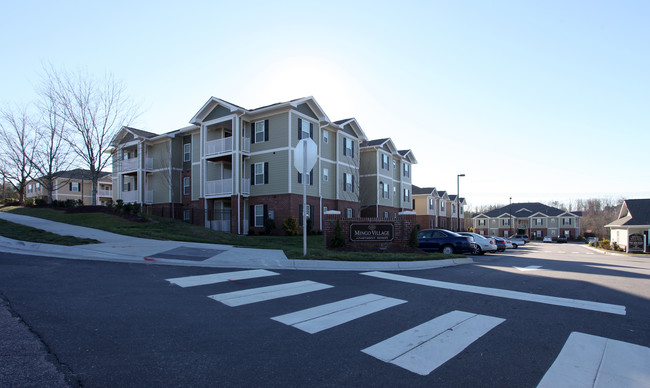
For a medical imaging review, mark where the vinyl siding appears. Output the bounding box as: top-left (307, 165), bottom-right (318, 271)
top-left (148, 171), bottom-right (169, 203)
top-left (251, 112), bottom-right (290, 152)
top-left (191, 166), bottom-right (200, 200)
top-left (149, 141), bottom-right (169, 170)
top-left (320, 129), bottom-right (336, 161)
top-left (290, 113), bottom-right (318, 148)
top-left (296, 103), bottom-right (318, 119)
top-left (360, 149), bottom-right (377, 175)
top-left (248, 150), bottom-right (289, 195)
top-left (204, 105), bottom-right (232, 122)
top-left (320, 160), bottom-right (336, 199)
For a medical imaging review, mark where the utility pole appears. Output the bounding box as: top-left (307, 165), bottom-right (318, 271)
top-left (457, 174), bottom-right (465, 232)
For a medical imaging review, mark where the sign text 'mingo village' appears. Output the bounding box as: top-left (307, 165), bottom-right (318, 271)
top-left (349, 223), bottom-right (394, 242)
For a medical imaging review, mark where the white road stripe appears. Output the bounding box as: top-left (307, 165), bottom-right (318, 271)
top-left (538, 332), bottom-right (650, 388)
top-left (208, 281), bottom-right (332, 307)
top-left (272, 294), bottom-right (406, 334)
top-left (361, 271), bottom-right (626, 316)
top-left (362, 310), bottom-right (504, 376)
top-left (166, 269), bottom-right (279, 288)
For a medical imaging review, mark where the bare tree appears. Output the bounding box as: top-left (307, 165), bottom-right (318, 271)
top-left (0, 105), bottom-right (37, 204)
top-left (43, 66), bottom-right (139, 205)
top-left (31, 84), bottom-right (77, 204)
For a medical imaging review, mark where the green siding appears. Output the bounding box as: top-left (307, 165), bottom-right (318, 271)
top-left (320, 130), bottom-right (336, 161)
top-left (247, 150), bottom-right (289, 195)
top-left (360, 149), bottom-right (377, 175)
top-left (171, 170), bottom-right (181, 202)
top-left (290, 114), bottom-right (318, 148)
top-left (149, 141), bottom-right (169, 170)
top-left (250, 112), bottom-right (290, 152)
top-left (204, 105), bottom-right (232, 122)
top-left (192, 133), bottom-right (200, 163)
top-left (341, 124), bottom-right (357, 138)
top-left (191, 166), bottom-right (200, 200)
top-left (321, 161), bottom-right (336, 199)
top-left (296, 103), bottom-right (318, 119)
top-left (172, 137), bottom-right (183, 170)
top-left (359, 175), bottom-right (378, 206)
top-left (118, 133), bottom-right (135, 145)
top-left (148, 171), bottom-right (169, 203)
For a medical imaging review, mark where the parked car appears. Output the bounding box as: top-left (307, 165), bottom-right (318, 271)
top-left (586, 237), bottom-right (598, 244)
top-left (511, 234), bottom-right (529, 243)
top-left (458, 232), bottom-right (498, 255)
top-left (503, 239), bottom-right (514, 249)
top-left (557, 235), bottom-right (568, 243)
top-left (508, 236), bottom-right (526, 248)
top-left (491, 237), bottom-right (507, 252)
top-left (417, 229), bottom-right (475, 254)
top-left (543, 236), bottom-right (553, 243)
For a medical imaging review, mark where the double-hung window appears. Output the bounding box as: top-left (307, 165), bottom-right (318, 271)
top-left (255, 121), bottom-right (266, 143)
top-left (255, 163), bottom-right (265, 185)
top-left (323, 131), bottom-right (328, 143)
top-left (381, 182), bottom-right (389, 199)
top-left (254, 205), bottom-right (265, 227)
top-left (70, 182), bottom-right (80, 192)
top-left (343, 138), bottom-right (354, 157)
top-left (381, 154), bottom-right (390, 170)
top-left (429, 198), bottom-right (434, 210)
top-left (323, 168), bottom-right (329, 182)
top-left (299, 119), bottom-right (311, 140)
top-left (183, 177), bottom-right (190, 195)
top-left (298, 169), bottom-right (314, 185)
top-left (403, 163), bottom-right (410, 177)
top-left (344, 173), bottom-right (354, 192)
top-left (183, 143), bottom-right (191, 162)
top-left (403, 188), bottom-right (410, 203)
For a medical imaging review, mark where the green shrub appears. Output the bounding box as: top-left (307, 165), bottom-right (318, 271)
top-left (264, 218), bottom-right (276, 235)
top-left (115, 199), bottom-right (124, 212)
top-left (409, 224), bottom-right (421, 248)
top-left (123, 202), bottom-right (133, 214)
top-left (51, 200), bottom-right (60, 207)
top-left (282, 216), bottom-right (300, 236)
top-left (599, 239), bottom-right (610, 249)
top-left (35, 198), bottom-right (46, 206)
top-left (64, 199), bottom-right (77, 208)
top-left (131, 202), bottom-right (141, 215)
top-left (329, 220), bottom-right (345, 248)
top-left (105, 199), bottom-right (114, 210)
top-left (24, 198), bottom-right (35, 206)
top-left (306, 217), bottom-right (313, 235)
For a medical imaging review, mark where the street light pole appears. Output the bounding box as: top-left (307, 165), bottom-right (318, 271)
top-left (509, 197), bottom-right (512, 237)
top-left (457, 174), bottom-right (465, 232)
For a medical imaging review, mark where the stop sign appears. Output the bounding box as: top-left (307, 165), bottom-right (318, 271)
top-left (293, 138), bottom-right (318, 173)
top-left (587, 229), bottom-right (592, 233)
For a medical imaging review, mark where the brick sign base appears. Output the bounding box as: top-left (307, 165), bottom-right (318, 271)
top-left (323, 210), bottom-right (417, 250)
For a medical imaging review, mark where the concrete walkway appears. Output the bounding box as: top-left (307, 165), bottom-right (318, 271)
top-left (0, 212), bottom-right (472, 271)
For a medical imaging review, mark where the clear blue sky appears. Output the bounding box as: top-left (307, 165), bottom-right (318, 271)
top-left (2, 1), bottom-right (649, 209)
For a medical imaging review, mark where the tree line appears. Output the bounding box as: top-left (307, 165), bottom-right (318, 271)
top-left (0, 65), bottom-right (139, 206)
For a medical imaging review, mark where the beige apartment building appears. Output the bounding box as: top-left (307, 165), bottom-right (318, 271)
top-left (412, 186), bottom-right (466, 231)
top-left (26, 169), bottom-right (112, 205)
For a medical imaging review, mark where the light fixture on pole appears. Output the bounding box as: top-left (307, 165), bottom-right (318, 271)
top-left (457, 174), bottom-right (465, 232)
top-left (509, 197), bottom-right (513, 237)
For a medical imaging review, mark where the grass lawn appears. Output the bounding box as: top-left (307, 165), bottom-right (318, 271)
top-left (0, 206), bottom-right (464, 261)
top-left (0, 219), bottom-right (100, 246)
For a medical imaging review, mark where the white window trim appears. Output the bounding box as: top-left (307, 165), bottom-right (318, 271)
top-left (255, 121), bottom-right (265, 143)
top-left (255, 162), bottom-right (265, 185)
top-left (183, 177), bottom-right (190, 195)
top-left (254, 204), bottom-right (264, 227)
top-left (183, 143), bottom-right (191, 162)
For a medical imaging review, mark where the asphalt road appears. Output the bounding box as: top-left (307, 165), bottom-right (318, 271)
top-left (1, 242), bottom-right (648, 387)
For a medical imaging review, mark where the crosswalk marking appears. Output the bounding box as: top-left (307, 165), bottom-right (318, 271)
top-left (166, 269), bottom-right (279, 288)
top-left (362, 271), bottom-right (626, 316)
top-left (272, 294), bottom-right (407, 334)
top-left (538, 332), bottom-right (650, 388)
top-left (362, 310), bottom-right (505, 376)
top-left (208, 281), bottom-right (333, 307)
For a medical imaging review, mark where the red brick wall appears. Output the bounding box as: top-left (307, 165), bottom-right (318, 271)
top-left (324, 211), bottom-right (417, 250)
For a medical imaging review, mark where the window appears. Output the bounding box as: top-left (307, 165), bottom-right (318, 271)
top-left (452, 204), bottom-right (456, 213)
top-left (298, 169), bottom-right (314, 185)
top-left (345, 208), bottom-right (354, 218)
top-left (35, 182), bottom-right (40, 191)
top-left (253, 121), bottom-right (268, 143)
top-left (393, 187), bottom-right (396, 197)
top-left (183, 210), bottom-right (191, 221)
top-left (381, 154), bottom-right (390, 170)
top-left (502, 219), bottom-right (510, 226)
top-left (383, 211), bottom-right (389, 218)
top-left (429, 198), bottom-right (434, 210)
top-left (70, 182), bottom-right (80, 192)
top-left (297, 118), bottom-right (313, 140)
top-left (298, 204), bottom-right (314, 226)
top-left (253, 162), bottom-right (268, 185)
top-left (534, 218), bottom-right (544, 226)
top-left (563, 218), bottom-right (572, 225)
top-left (323, 131), bottom-right (328, 143)
top-left (323, 206), bottom-right (328, 213)
top-left (255, 205), bottom-right (265, 227)
top-left (403, 188), bottom-right (410, 203)
top-left (343, 137), bottom-right (354, 157)
top-left (440, 201), bottom-right (446, 212)
top-left (403, 163), bottom-right (410, 177)
top-left (183, 177), bottom-right (190, 195)
top-left (183, 143), bottom-right (191, 162)
top-left (344, 173), bottom-right (354, 192)
top-left (27, 184), bottom-right (33, 193)
top-left (381, 182), bottom-right (389, 199)
top-left (323, 168), bottom-right (329, 182)
top-left (478, 219), bottom-right (486, 226)
top-left (393, 160), bottom-right (396, 169)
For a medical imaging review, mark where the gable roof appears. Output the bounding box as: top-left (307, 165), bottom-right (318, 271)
top-left (360, 138), bottom-right (396, 153)
top-left (606, 199), bottom-right (650, 227)
top-left (110, 126), bottom-right (159, 148)
top-left (412, 185), bottom-right (436, 196)
top-left (478, 202), bottom-right (579, 218)
top-left (398, 149), bottom-right (418, 164)
top-left (49, 168), bottom-right (111, 180)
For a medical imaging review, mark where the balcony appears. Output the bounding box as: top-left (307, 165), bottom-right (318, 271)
top-left (205, 179), bottom-right (251, 197)
top-left (121, 190), bottom-right (138, 203)
top-left (205, 137), bottom-right (251, 157)
top-left (119, 158), bottom-right (138, 172)
top-left (99, 189), bottom-right (113, 198)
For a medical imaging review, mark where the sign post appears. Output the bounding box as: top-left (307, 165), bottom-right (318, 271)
top-left (294, 138), bottom-right (318, 256)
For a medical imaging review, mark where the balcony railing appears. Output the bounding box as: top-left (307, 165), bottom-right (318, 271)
top-left (205, 137), bottom-right (251, 157)
top-left (205, 178), bottom-right (251, 196)
top-left (119, 158), bottom-right (138, 172)
top-left (121, 190), bottom-right (138, 203)
top-left (98, 189), bottom-right (113, 198)
top-left (205, 179), bottom-right (232, 196)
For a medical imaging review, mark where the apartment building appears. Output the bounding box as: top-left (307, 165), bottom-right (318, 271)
top-left (26, 169), bottom-right (112, 205)
top-left (110, 96), bottom-right (367, 234)
top-left (473, 202), bottom-right (582, 239)
top-left (412, 186), bottom-right (465, 231)
top-left (359, 138), bottom-right (416, 217)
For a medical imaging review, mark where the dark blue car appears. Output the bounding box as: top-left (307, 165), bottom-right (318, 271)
top-left (417, 229), bottom-right (475, 254)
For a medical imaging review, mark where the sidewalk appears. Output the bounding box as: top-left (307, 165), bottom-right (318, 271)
top-left (0, 212), bottom-right (472, 271)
